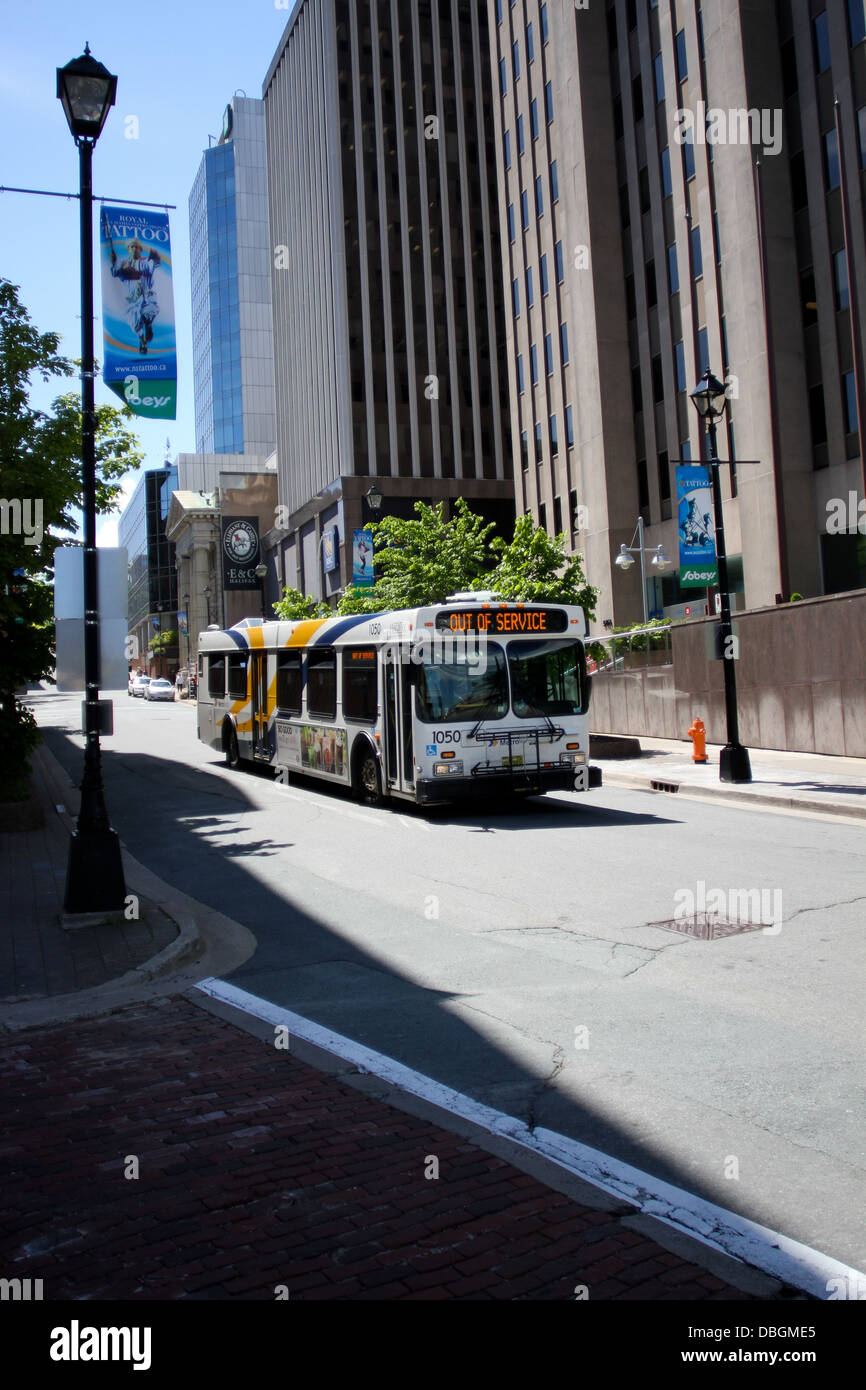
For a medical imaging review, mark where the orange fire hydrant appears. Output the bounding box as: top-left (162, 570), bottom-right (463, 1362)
top-left (688, 717), bottom-right (708, 763)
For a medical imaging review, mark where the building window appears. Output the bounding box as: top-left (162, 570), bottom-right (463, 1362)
top-left (496, 0), bottom-right (502, 20)
top-left (849, 0), bottom-right (866, 45)
top-left (527, 20), bottom-right (535, 61)
top-left (540, 253), bottom-right (549, 295)
top-left (507, 202), bottom-right (515, 242)
top-left (691, 226), bottom-right (703, 279)
top-left (661, 145), bottom-right (673, 196)
top-left (652, 354), bottom-right (664, 402)
top-left (555, 240), bottom-right (564, 283)
top-left (539, 502), bottom-right (547, 531)
top-left (517, 354), bottom-right (525, 393)
top-left (790, 150), bottom-right (808, 209)
top-left (843, 371), bottom-right (859, 433)
top-left (675, 29), bottom-right (688, 83)
top-left (646, 259), bottom-right (657, 308)
top-left (541, 2), bottom-right (548, 43)
top-left (674, 340), bottom-right (686, 391)
top-left (553, 496), bottom-right (562, 535)
top-left (545, 80), bottom-right (554, 123)
top-left (632, 363), bottom-right (643, 413)
top-left (521, 189), bottom-right (529, 229)
top-left (625, 273), bottom-right (636, 320)
top-left (527, 265), bottom-right (535, 308)
top-left (859, 107), bottom-right (866, 167)
top-left (824, 129), bottom-right (840, 189)
top-left (835, 250), bottom-right (850, 310)
top-left (521, 430), bottom-right (529, 469)
top-left (530, 97), bottom-right (539, 139)
top-left (545, 333), bottom-right (553, 375)
top-left (517, 113), bottom-right (525, 154)
top-left (713, 212), bottom-right (722, 264)
top-left (697, 326), bottom-right (710, 372)
top-left (810, 382), bottom-right (828, 448)
top-left (654, 53), bottom-right (665, 103)
top-left (530, 343), bottom-right (538, 384)
top-left (680, 440), bottom-right (692, 462)
top-left (504, 130), bottom-right (511, 169)
top-left (513, 277), bottom-right (520, 316)
top-left (535, 175), bottom-right (544, 216)
top-left (550, 414), bottom-right (559, 456)
top-left (551, 160), bottom-right (559, 202)
top-left (535, 422), bottom-right (544, 461)
top-left (570, 488), bottom-right (579, 529)
top-left (632, 73), bottom-right (644, 122)
top-left (513, 39), bottom-right (520, 80)
top-left (565, 404), bottom-right (574, 448)
top-left (801, 267), bottom-right (818, 328)
top-left (499, 57), bottom-right (507, 95)
top-left (561, 323), bottom-right (569, 365)
top-left (668, 243), bottom-right (680, 293)
top-left (639, 165), bottom-right (651, 213)
top-left (683, 130), bottom-right (695, 180)
top-left (814, 12), bottom-right (831, 72)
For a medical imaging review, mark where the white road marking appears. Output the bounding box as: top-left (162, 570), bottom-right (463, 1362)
top-left (195, 978), bottom-right (864, 1300)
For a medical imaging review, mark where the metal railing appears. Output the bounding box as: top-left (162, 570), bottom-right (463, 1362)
top-left (586, 625), bottom-right (673, 674)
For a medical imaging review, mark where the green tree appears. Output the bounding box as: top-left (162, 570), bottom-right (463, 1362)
top-left (336, 498), bottom-right (497, 614)
top-left (486, 513), bottom-right (597, 619)
top-left (272, 589), bottom-right (331, 621)
top-left (0, 279), bottom-right (143, 795)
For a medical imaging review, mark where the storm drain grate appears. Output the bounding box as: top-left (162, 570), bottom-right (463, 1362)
top-left (651, 779), bottom-right (680, 793)
top-left (648, 914), bottom-right (767, 940)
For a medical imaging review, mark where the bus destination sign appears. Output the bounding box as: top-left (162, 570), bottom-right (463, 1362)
top-left (434, 607), bottom-right (569, 634)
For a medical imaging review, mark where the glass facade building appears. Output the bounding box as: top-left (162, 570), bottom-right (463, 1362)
top-left (189, 98), bottom-right (276, 458)
top-left (118, 466), bottom-right (179, 669)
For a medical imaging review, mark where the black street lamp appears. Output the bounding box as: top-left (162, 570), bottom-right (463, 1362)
top-left (57, 46), bottom-right (126, 912)
top-left (203, 585), bottom-right (212, 626)
top-left (254, 562), bottom-right (268, 621)
top-left (690, 370), bottom-right (752, 784)
top-left (364, 484), bottom-right (383, 517)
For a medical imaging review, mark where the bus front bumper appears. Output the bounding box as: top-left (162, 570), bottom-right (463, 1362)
top-left (416, 764), bottom-right (602, 805)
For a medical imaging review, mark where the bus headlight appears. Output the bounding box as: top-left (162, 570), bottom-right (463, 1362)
top-left (434, 760), bottom-right (464, 775)
top-left (573, 752), bottom-right (587, 765)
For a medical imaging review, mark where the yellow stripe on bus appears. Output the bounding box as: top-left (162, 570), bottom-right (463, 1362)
top-left (286, 619), bottom-right (327, 647)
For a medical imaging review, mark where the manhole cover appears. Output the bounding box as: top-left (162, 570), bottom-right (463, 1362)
top-left (648, 913), bottom-right (767, 940)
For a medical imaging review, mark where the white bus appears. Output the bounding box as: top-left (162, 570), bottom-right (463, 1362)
top-left (196, 592), bottom-right (600, 807)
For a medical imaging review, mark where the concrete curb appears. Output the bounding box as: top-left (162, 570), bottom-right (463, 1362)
top-left (601, 768), bottom-right (866, 821)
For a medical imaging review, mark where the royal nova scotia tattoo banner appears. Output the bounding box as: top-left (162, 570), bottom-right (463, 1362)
top-left (100, 205), bottom-right (177, 420)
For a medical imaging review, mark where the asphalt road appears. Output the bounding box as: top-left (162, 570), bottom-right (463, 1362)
top-left (34, 688), bottom-right (866, 1272)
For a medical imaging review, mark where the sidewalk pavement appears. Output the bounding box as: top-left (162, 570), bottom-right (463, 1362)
top-left (0, 742), bottom-right (794, 1301)
top-left (594, 735), bottom-right (866, 821)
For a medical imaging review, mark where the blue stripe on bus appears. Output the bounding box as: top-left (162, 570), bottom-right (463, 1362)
top-left (221, 629), bottom-right (249, 650)
top-left (308, 613), bottom-right (386, 645)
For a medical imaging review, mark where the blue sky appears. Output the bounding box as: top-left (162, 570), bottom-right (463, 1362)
top-left (1, 0), bottom-right (293, 543)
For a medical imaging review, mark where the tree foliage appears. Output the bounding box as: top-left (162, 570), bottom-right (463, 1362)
top-left (311, 499), bottom-right (598, 620)
top-left (272, 590), bottom-right (331, 621)
top-left (0, 278), bottom-right (144, 789)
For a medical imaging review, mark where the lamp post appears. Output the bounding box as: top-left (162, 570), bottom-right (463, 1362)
top-left (182, 592), bottom-right (190, 678)
top-left (58, 46), bottom-right (126, 913)
top-left (203, 585), bottom-right (212, 626)
top-left (614, 517), bottom-right (672, 625)
top-left (364, 484), bottom-right (383, 518)
top-left (690, 369), bottom-right (751, 783)
top-left (254, 562), bottom-right (268, 621)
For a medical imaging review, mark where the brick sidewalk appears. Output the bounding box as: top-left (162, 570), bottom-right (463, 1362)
top-left (0, 996), bottom-right (763, 1301)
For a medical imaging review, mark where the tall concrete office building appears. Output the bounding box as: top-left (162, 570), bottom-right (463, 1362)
top-left (489, 0), bottom-right (866, 626)
top-left (263, 0), bottom-right (515, 600)
top-left (189, 96), bottom-right (276, 458)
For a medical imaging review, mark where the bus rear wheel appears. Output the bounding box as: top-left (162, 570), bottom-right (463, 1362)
top-left (356, 748), bottom-right (383, 806)
top-left (224, 726), bottom-right (241, 769)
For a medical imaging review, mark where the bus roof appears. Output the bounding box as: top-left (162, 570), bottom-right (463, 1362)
top-left (197, 599), bottom-right (586, 652)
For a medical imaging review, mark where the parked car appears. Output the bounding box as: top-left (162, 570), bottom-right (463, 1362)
top-left (145, 677), bottom-right (175, 702)
top-left (127, 671), bottom-right (138, 695)
top-left (131, 674), bottom-right (151, 698)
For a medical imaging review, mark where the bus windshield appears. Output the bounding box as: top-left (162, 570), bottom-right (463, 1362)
top-left (508, 639), bottom-right (587, 718)
top-left (415, 645), bottom-right (508, 723)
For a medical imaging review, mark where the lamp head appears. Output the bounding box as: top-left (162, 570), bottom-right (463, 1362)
top-left (365, 484), bottom-right (383, 513)
top-left (614, 544), bottom-right (635, 571)
top-left (690, 369), bottom-right (728, 423)
top-left (57, 45), bottom-right (117, 143)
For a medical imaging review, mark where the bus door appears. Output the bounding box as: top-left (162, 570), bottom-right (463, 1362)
top-left (250, 651), bottom-right (271, 760)
top-left (382, 647), bottom-right (414, 793)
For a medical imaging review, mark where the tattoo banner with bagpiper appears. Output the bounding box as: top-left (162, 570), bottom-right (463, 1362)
top-left (100, 204), bottom-right (177, 420)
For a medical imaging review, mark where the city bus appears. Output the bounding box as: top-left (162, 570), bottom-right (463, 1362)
top-left (196, 592), bottom-right (601, 806)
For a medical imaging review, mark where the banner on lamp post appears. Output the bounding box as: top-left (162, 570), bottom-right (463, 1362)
top-left (352, 530), bottom-right (374, 586)
top-left (676, 465), bottom-right (718, 588)
top-left (100, 205), bottom-right (177, 420)
top-left (222, 517), bottom-right (261, 590)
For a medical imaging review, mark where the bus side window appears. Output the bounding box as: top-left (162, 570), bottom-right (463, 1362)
top-left (208, 655), bottom-right (226, 699)
top-left (342, 648), bottom-right (377, 722)
top-left (227, 653), bottom-right (247, 700)
top-left (307, 648), bottom-right (336, 719)
top-left (277, 651), bottom-right (302, 713)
